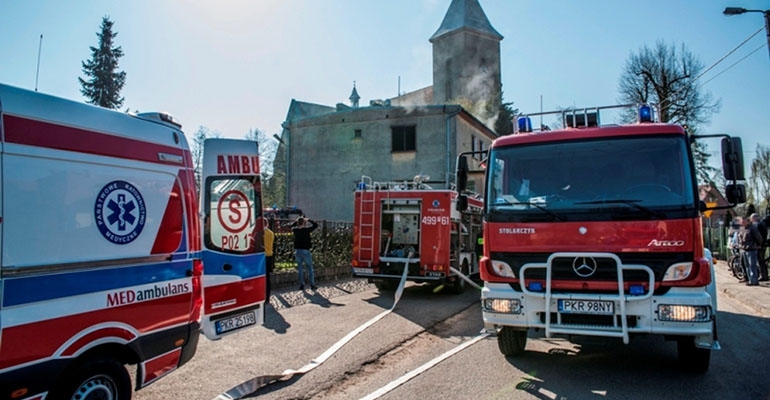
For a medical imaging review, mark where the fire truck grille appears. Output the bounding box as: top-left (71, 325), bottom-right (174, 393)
top-left (491, 252), bottom-right (694, 283)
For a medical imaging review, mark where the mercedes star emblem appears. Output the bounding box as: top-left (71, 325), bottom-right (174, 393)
top-left (572, 256), bottom-right (598, 277)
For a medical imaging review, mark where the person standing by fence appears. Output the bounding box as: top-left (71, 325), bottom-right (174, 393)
top-left (291, 216), bottom-right (318, 291)
top-left (739, 214), bottom-right (764, 286)
top-left (758, 215), bottom-right (769, 282)
top-left (263, 219), bottom-right (275, 301)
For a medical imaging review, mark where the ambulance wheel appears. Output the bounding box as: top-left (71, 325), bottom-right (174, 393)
top-left (677, 338), bottom-right (710, 374)
top-left (51, 358), bottom-right (132, 400)
top-left (450, 261), bottom-right (470, 294)
top-left (497, 327), bottom-right (527, 356)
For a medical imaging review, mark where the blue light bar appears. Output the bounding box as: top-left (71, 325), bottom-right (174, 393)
top-left (638, 104), bottom-right (653, 123)
top-left (630, 285), bottom-right (645, 295)
top-left (517, 116), bottom-right (533, 133)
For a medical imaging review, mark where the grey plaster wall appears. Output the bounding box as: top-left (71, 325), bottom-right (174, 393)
top-left (284, 106), bottom-right (492, 222)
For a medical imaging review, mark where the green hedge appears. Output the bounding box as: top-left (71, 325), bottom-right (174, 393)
top-left (270, 219), bottom-right (353, 270)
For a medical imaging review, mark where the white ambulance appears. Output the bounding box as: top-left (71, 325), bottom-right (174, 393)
top-left (0, 83), bottom-right (267, 399)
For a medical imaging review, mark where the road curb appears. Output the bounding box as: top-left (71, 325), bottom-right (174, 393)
top-left (720, 286), bottom-right (770, 316)
top-left (714, 260), bottom-right (770, 317)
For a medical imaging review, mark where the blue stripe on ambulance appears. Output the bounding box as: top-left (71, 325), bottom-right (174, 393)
top-left (3, 259), bottom-right (193, 306)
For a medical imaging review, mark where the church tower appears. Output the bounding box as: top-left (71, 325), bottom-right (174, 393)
top-left (430, 0), bottom-right (503, 124)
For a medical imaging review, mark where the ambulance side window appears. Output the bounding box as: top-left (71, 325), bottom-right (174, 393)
top-left (204, 177), bottom-right (261, 254)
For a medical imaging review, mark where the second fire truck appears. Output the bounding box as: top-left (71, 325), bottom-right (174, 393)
top-left (352, 175), bottom-right (483, 293)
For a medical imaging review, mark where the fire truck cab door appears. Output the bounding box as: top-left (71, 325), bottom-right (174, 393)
top-left (199, 138), bottom-right (266, 340)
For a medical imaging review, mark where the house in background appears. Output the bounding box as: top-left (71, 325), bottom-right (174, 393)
top-left (272, 0), bottom-right (503, 221)
top-left (699, 183), bottom-right (738, 260)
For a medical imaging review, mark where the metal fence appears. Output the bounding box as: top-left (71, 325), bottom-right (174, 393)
top-left (703, 224), bottom-right (729, 261)
top-left (269, 219), bottom-right (353, 270)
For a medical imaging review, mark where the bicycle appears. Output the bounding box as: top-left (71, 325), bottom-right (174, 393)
top-left (727, 246), bottom-right (747, 281)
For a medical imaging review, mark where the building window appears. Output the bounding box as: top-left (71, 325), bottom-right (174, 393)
top-left (391, 125), bottom-right (416, 152)
top-left (354, 129), bottom-right (362, 139)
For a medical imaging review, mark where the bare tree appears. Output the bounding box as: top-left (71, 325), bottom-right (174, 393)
top-left (618, 41), bottom-right (721, 185)
top-left (750, 144), bottom-right (770, 213)
top-left (244, 128), bottom-right (277, 176)
top-left (618, 40), bottom-right (720, 126)
top-left (244, 128), bottom-right (281, 208)
top-left (190, 126), bottom-right (221, 194)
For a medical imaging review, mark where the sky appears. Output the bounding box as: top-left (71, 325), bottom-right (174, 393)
top-left (1, 0), bottom-right (769, 174)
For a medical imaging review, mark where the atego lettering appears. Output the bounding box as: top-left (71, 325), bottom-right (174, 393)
top-left (647, 239), bottom-right (685, 247)
top-left (107, 282), bottom-right (191, 307)
top-left (216, 155), bottom-right (260, 174)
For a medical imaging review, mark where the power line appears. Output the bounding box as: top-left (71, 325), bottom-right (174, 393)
top-left (656, 25), bottom-right (764, 113)
top-left (693, 26), bottom-right (764, 82)
top-left (702, 43), bottom-right (767, 86)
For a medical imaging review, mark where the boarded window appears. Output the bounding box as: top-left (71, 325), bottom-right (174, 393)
top-left (391, 125), bottom-right (416, 152)
top-left (354, 129), bottom-right (362, 138)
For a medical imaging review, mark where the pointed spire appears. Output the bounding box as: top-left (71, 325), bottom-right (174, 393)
top-left (349, 81), bottom-right (360, 108)
top-left (430, 0), bottom-right (503, 42)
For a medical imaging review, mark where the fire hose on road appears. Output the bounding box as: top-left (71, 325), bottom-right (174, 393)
top-left (213, 257), bottom-right (486, 400)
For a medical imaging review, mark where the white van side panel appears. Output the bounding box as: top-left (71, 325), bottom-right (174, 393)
top-left (3, 143), bottom-right (181, 268)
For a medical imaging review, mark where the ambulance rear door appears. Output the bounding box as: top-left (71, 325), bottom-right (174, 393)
top-left (200, 138), bottom-right (265, 340)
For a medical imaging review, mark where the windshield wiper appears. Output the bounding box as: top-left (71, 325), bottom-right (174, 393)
top-left (493, 200), bottom-right (567, 221)
top-left (573, 199), bottom-right (665, 220)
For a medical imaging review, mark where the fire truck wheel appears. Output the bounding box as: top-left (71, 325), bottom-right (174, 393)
top-left (677, 338), bottom-right (710, 374)
top-left (450, 261), bottom-right (470, 294)
top-left (50, 358), bottom-right (132, 400)
top-left (497, 327), bottom-right (527, 356)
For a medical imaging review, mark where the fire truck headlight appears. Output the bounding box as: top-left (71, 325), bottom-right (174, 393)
top-left (663, 262), bottom-right (693, 282)
top-left (490, 260), bottom-right (516, 278)
top-left (657, 304), bottom-right (710, 322)
top-left (483, 298), bottom-right (521, 314)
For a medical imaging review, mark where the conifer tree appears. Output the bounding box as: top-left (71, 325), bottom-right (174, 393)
top-left (79, 16), bottom-right (126, 109)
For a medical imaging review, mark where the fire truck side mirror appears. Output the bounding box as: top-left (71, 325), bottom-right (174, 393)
top-left (725, 183), bottom-right (747, 205)
top-left (457, 194), bottom-right (468, 212)
top-left (456, 155), bottom-right (469, 192)
top-left (721, 137), bottom-right (745, 181)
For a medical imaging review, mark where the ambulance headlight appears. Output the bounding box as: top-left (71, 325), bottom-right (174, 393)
top-left (483, 298), bottom-right (521, 314)
top-left (658, 304), bottom-right (710, 322)
top-left (663, 262), bottom-right (693, 281)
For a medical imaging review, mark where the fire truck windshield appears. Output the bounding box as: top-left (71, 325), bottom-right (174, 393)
top-left (486, 135), bottom-right (697, 222)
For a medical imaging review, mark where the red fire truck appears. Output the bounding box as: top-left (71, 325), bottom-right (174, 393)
top-left (352, 176), bottom-right (483, 293)
top-left (456, 104), bottom-right (746, 373)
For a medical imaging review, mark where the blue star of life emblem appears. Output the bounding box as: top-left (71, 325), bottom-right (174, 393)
top-left (94, 180), bottom-right (147, 244)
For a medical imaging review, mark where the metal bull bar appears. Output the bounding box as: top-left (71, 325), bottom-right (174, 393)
top-left (519, 252), bottom-right (655, 344)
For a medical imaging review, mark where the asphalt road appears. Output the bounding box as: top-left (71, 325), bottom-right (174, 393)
top-left (133, 267), bottom-right (770, 400)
